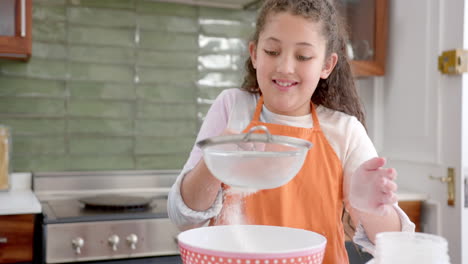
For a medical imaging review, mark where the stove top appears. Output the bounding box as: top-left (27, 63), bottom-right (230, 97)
top-left (33, 170), bottom-right (181, 263)
top-left (41, 195), bottom-right (169, 224)
top-left (33, 170), bottom-right (179, 224)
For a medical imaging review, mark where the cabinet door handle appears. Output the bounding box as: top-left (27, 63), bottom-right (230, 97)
top-left (0, 237), bottom-right (7, 244)
top-left (20, 0), bottom-right (26, 37)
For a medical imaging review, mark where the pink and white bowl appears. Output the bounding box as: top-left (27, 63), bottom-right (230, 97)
top-left (177, 225), bottom-right (327, 264)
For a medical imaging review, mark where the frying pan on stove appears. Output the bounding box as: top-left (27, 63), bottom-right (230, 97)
top-left (79, 194), bottom-right (165, 211)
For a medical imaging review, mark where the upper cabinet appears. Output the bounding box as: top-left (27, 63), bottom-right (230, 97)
top-left (0, 0), bottom-right (32, 61)
top-left (338, 0), bottom-right (388, 77)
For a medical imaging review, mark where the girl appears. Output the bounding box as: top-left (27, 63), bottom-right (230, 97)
top-left (168, 0), bottom-right (414, 263)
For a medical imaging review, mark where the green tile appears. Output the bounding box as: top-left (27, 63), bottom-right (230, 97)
top-left (136, 83), bottom-right (195, 102)
top-left (197, 86), bottom-right (230, 100)
top-left (14, 136), bottom-right (65, 154)
top-left (68, 0), bottom-right (136, 10)
top-left (136, 50), bottom-right (197, 68)
top-left (68, 99), bottom-right (133, 118)
top-left (68, 26), bottom-right (134, 47)
top-left (197, 104), bottom-right (211, 121)
top-left (199, 7), bottom-right (257, 23)
top-left (33, 21), bottom-right (66, 42)
top-left (0, 76), bottom-right (66, 97)
top-left (201, 22), bottom-right (254, 39)
top-left (135, 154), bottom-right (187, 169)
top-left (69, 46), bottom-right (135, 64)
top-left (0, 58), bottom-right (67, 79)
top-left (68, 63), bottom-right (134, 82)
top-left (199, 35), bottom-right (247, 54)
top-left (32, 42), bottom-right (67, 60)
top-left (0, 1), bottom-right (259, 172)
top-left (198, 54), bottom-right (240, 71)
top-left (34, 0), bottom-right (66, 5)
top-left (68, 119), bottom-right (133, 135)
top-left (12, 155), bottom-right (67, 172)
top-left (198, 71), bottom-right (243, 87)
top-left (33, 5), bottom-right (66, 21)
top-left (136, 1), bottom-right (197, 17)
top-left (0, 98), bottom-right (65, 115)
top-left (233, 54), bottom-right (247, 72)
top-left (135, 120), bottom-right (196, 137)
top-left (137, 102), bottom-right (196, 119)
top-left (139, 31), bottom-right (198, 51)
top-left (137, 15), bottom-right (198, 33)
top-left (69, 136), bottom-right (133, 154)
top-left (137, 68), bottom-right (197, 84)
top-left (68, 82), bottom-right (135, 99)
top-left (68, 7), bottom-right (136, 27)
top-left (67, 155), bottom-right (134, 170)
top-left (1, 118), bottom-right (65, 135)
top-left (135, 137), bottom-right (193, 154)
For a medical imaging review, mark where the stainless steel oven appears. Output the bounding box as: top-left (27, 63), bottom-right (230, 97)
top-left (33, 170), bottom-right (182, 264)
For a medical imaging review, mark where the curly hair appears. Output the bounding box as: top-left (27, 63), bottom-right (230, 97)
top-left (241, 0), bottom-right (366, 127)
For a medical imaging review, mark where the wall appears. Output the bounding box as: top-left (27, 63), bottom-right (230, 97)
top-left (463, 0), bottom-right (468, 260)
top-left (0, 0), bottom-right (255, 171)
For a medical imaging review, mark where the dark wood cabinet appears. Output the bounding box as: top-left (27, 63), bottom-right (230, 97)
top-left (338, 0), bottom-right (388, 77)
top-left (0, 0), bottom-right (32, 61)
top-left (0, 214), bottom-right (35, 263)
top-left (398, 200), bottom-right (422, 232)
top-left (343, 200), bottom-right (423, 241)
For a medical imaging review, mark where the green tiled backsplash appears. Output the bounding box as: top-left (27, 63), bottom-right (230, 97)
top-left (0, 0), bottom-right (255, 171)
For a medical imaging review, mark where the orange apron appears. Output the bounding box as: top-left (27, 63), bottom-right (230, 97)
top-left (212, 97), bottom-right (348, 264)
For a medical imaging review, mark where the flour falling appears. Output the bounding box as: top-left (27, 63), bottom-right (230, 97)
top-left (214, 187), bottom-right (259, 253)
top-left (215, 187), bottom-right (257, 225)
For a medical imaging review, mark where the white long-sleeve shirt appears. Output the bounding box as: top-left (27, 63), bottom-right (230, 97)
top-left (168, 88), bottom-right (415, 254)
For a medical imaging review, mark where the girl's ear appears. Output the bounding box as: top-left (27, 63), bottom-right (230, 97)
top-left (320, 52), bottom-right (338, 79)
top-left (249, 41), bottom-right (257, 69)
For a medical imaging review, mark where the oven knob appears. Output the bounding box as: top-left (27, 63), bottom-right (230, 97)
top-left (71, 237), bottom-right (84, 254)
top-left (108, 235), bottom-right (120, 251)
top-left (126, 234), bottom-right (138, 250)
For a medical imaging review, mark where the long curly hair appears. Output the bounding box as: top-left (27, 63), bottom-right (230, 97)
top-left (241, 0), bottom-right (366, 127)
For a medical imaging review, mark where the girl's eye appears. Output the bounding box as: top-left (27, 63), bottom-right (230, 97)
top-left (264, 49), bottom-right (279, 56)
top-left (297, 55), bottom-right (312, 61)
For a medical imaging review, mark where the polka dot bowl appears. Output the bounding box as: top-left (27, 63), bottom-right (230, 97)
top-left (178, 225), bottom-right (327, 264)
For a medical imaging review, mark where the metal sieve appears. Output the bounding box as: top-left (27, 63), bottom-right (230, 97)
top-left (197, 126), bottom-right (313, 190)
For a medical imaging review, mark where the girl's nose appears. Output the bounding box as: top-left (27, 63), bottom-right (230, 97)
top-left (276, 55), bottom-right (295, 74)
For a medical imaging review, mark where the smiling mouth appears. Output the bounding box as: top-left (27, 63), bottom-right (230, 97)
top-left (273, 80), bottom-right (299, 90)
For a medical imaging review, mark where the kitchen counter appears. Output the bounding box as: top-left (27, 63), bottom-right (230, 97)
top-left (0, 172), bottom-right (41, 215)
top-left (397, 189), bottom-right (429, 201)
top-left (0, 173), bottom-right (426, 215)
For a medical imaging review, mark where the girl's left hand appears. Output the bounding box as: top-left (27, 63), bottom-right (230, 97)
top-left (349, 157), bottom-right (398, 216)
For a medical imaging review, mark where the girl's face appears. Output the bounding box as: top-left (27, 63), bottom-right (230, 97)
top-left (249, 12), bottom-right (337, 116)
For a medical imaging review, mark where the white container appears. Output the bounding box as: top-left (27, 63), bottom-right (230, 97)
top-left (374, 232), bottom-right (450, 264)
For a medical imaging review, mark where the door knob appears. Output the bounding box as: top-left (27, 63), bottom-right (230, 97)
top-left (429, 167), bottom-right (455, 206)
top-left (429, 175), bottom-right (452, 183)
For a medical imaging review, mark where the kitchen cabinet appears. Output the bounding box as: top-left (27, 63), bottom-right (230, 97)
top-left (343, 200), bottom-right (423, 241)
top-left (0, 214), bottom-right (35, 263)
top-left (0, 0), bottom-right (32, 61)
top-left (398, 201), bottom-right (422, 232)
top-left (338, 0), bottom-right (388, 77)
